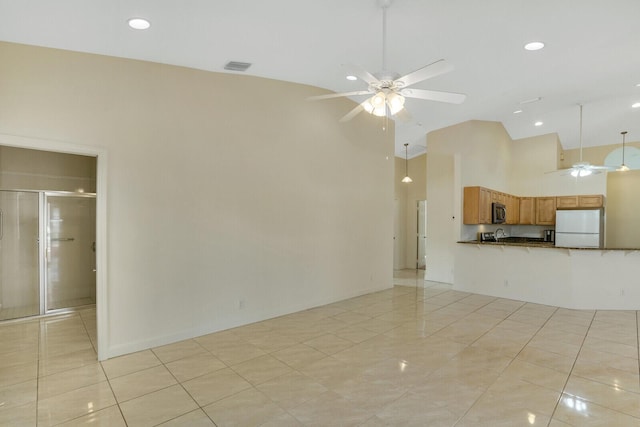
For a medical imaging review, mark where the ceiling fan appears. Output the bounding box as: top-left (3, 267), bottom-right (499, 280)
top-left (557, 104), bottom-right (612, 177)
top-left (308, 0), bottom-right (466, 123)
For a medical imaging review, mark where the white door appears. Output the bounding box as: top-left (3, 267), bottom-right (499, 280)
top-left (417, 200), bottom-right (427, 269)
top-left (393, 199), bottom-right (402, 270)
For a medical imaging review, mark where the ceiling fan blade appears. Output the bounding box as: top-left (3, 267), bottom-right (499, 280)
top-left (343, 64), bottom-right (380, 86)
top-left (394, 59), bottom-right (454, 88)
top-left (339, 103), bottom-right (365, 123)
top-left (307, 90), bottom-right (372, 101)
top-left (393, 108), bottom-right (412, 123)
top-left (401, 88), bottom-right (466, 104)
top-left (545, 168), bottom-right (572, 175)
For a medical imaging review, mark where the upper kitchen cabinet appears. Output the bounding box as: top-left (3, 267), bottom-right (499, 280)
top-left (506, 194), bottom-right (520, 224)
top-left (463, 186), bottom-right (492, 224)
top-left (536, 197), bottom-right (556, 225)
top-left (556, 195), bottom-right (604, 209)
top-left (519, 197), bottom-right (535, 225)
top-left (491, 191), bottom-right (506, 205)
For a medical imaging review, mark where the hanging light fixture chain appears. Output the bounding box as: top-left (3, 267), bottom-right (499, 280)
top-left (622, 131), bottom-right (627, 166)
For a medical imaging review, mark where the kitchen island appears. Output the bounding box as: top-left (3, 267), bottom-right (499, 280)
top-left (454, 241), bottom-right (640, 310)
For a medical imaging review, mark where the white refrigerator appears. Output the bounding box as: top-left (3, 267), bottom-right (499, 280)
top-left (555, 209), bottom-right (603, 248)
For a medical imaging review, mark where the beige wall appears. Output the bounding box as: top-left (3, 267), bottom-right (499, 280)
top-left (426, 120), bottom-right (513, 282)
top-left (606, 170), bottom-right (640, 248)
top-left (509, 133), bottom-right (560, 195)
top-left (561, 141), bottom-right (640, 169)
top-left (0, 145), bottom-right (96, 192)
top-left (0, 41), bottom-right (394, 358)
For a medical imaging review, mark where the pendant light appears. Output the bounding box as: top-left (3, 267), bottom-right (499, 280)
top-left (617, 131), bottom-right (630, 172)
top-left (401, 143), bottom-right (413, 183)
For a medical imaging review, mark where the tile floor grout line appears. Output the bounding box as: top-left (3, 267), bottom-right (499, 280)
top-left (637, 310), bottom-right (640, 394)
top-left (449, 305), bottom-right (560, 427)
top-left (150, 335), bottom-right (313, 426)
top-left (546, 309), bottom-right (598, 426)
top-left (35, 316), bottom-right (42, 426)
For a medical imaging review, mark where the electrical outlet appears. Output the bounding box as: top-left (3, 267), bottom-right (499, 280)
top-left (504, 280), bottom-right (509, 287)
top-left (238, 299), bottom-right (245, 309)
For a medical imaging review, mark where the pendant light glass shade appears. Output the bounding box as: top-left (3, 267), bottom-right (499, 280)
top-left (617, 131), bottom-right (630, 171)
top-left (386, 92), bottom-right (405, 115)
top-left (402, 143), bottom-right (412, 183)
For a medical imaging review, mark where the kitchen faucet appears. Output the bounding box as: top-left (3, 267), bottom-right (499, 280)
top-left (495, 228), bottom-right (506, 240)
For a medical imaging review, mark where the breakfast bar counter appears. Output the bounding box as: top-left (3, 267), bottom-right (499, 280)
top-left (453, 241), bottom-right (640, 310)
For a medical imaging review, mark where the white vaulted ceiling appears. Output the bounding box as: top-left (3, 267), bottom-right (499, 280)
top-left (1, 0), bottom-right (639, 157)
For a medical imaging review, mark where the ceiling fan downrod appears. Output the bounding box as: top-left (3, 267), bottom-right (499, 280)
top-left (377, 0), bottom-right (394, 74)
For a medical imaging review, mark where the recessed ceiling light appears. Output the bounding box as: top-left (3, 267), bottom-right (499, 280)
top-left (632, 102), bottom-right (640, 108)
top-left (128, 18), bottom-right (151, 30)
top-left (534, 121), bottom-right (543, 126)
top-left (524, 41), bottom-right (545, 51)
top-left (346, 75), bottom-right (357, 81)
top-left (636, 83), bottom-right (640, 87)
top-left (513, 109), bottom-right (523, 114)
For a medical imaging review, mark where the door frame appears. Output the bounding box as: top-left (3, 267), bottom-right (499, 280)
top-left (0, 134), bottom-right (108, 360)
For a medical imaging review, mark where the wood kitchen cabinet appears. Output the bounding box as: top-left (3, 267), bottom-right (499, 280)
top-left (491, 191), bottom-right (506, 205)
top-left (579, 195), bottom-right (604, 208)
top-left (557, 194), bottom-right (604, 209)
top-left (556, 196), bottom-right (579, 209)
top-left (519, 197), bottom-right (535, 225)
top-left (463, 186), bottom-right (492, 224)
top-left (536, 197), bottom-right (556, 225)
top-left (506, 195), bottom-right (520, 224)
top-left (465, 186), bottom-right (603, 226)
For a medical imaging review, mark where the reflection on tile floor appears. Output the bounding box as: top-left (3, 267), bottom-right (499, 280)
top-left (1, 270), bottom-right (639, 426)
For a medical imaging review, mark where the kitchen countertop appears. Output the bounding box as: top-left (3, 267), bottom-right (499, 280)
top-left (457, 240), bottom-right (640, 251)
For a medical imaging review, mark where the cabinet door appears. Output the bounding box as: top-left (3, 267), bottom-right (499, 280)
top-left (519, 197), bottom-right (535, 225)
top-left (579, 195), bottom-right (603, 208)
top-left (479, 188), bottom-right (492, 224)
top-left (507, 195), bottom-right (520, 224)
top-left (463, 187), bottom-right (480, 224)
top-left (536, 197), bottom-right (556, 225)
top-left (464, 186), bottom-right (493, 224)
top-left (556, 196), bottom-right (578, 209)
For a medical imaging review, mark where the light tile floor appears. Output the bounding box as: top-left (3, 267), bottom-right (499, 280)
top-left (1, 271), bottom-right (639, 426)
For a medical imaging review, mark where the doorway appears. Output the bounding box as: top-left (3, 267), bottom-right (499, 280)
top-left (0, 134), bottom-right (106, 359)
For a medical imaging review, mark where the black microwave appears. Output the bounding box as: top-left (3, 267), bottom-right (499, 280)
top-left (492, 202), bottom-right (506, 224)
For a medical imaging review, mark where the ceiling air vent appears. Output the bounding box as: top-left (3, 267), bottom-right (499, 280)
top-left (224, 61), bottom-right (252, 72)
